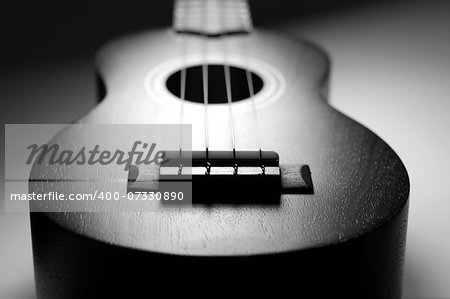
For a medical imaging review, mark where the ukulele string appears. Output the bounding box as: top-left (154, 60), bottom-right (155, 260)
top-left (220, 0), bottom-right (237, 159)
top-left (178, 42), bottom-right (187, 165)
top-left (201, 0), bottom-right (210, 157)
top-left (177, 0), bottom-right (187, 158)
top-left (241, 0), bottom-right (263, 161)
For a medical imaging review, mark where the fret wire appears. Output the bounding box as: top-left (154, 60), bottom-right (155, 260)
top-left (173, 0), bottom-right (252, 35)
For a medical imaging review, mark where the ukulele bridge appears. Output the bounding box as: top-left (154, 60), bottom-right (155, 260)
top-left (128, 151), bottom-right (313, 204)
top-left (161, 150), bottom-right (279, 175)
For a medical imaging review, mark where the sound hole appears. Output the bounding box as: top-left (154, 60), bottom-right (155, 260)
top-left (166, 64), bottom-right (264, 104)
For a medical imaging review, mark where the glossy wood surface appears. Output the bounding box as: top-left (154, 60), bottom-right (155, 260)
top-left (30, 29), bottom-right (409, 298)
top-left (30, 29), bottom-right (409, 256)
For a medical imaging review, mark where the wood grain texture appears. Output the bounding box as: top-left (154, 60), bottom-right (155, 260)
top-left (29, 29), bottom-right (409, 298)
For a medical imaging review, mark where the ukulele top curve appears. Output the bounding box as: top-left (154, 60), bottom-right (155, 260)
top-left (29, 29), bottom-right (409, 256)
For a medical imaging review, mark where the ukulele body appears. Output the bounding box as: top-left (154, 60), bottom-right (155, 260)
top-left (30, 29), bottom-right (409, 298)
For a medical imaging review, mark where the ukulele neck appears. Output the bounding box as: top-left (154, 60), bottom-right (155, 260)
top-left (173, 0), bottom-right (253, 37)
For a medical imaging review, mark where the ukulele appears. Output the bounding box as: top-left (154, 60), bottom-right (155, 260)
top-left (29, 0), bottom-right (410, 298)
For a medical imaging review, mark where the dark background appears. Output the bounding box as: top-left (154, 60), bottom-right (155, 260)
top-left (1, 0), bottom-right (385, 67)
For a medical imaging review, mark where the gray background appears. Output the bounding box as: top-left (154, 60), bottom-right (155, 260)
top-left (1, 0), bottom-right (449, 297)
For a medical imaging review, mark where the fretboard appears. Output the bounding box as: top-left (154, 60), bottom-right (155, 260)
top-left (173, 0), bottom-right (253, 36)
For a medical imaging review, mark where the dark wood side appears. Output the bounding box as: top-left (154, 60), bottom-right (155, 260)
top-left (31, 200), bottom-right (408, 299)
